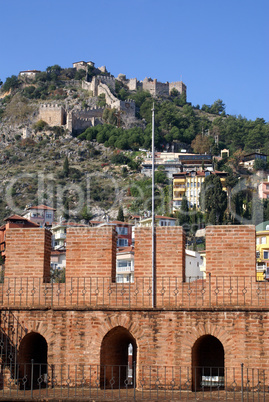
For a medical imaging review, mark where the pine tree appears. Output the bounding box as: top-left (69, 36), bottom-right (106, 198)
top-left (176, 196), bottom-right (190, 232)
top-left (200, 174), bottom-right (227, 225)
top-left (117, 206), bottom-right (124, 222)
top-left (63, 156), bottom-right (69, 177)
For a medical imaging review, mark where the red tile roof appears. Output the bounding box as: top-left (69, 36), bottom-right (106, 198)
top-left (3, 214), bottom-right (40, 227)
top-left (27, 204), bottom-right (56, 211)
top-left (155, 215), bottom-right (176, 220)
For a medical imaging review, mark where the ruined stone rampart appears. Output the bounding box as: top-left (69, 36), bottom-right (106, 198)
top-left (66, 106), bottom-right (104, 132)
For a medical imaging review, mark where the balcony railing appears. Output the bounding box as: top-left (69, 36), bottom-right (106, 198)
top-left (54, 232), bottom-right (66, 240)
top-left (0, 275), bottom-right (269, 308)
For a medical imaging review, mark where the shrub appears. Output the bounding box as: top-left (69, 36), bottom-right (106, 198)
top-left (33, 120), bottom-right (48, 133)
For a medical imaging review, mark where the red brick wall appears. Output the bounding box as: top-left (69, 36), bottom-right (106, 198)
top-left (3, 308), bottom-right (269, 387)
top-left (4, 228), bottom-right (51, 279)
top-left (66, 227), bottom-right (117, 279)
top-left (206, 225), bottom-right (256, 277)
top-left (135, 226), bottom-right (185, 279)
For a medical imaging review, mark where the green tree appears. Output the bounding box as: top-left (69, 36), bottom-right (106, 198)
top-left (210, 99), bottom-right (226, 115)
top-left (117, 206), bottom-right (125, 222)
top-left (191, 134), bottom-right (212, 154)
top-left (253, 158), bottom-right (267, 171)
top-left (175, 196), bottom-right (190, 232)
top-left (33, 119), bottom-right (48, 133)
top-left (200, 174), bottom-right (227, 224)
top-left (63, 156), bottom-right (70, 177)
top-left (2, 75), bottom-right (20, 92)
top-left (80, 205), bottom-right (92, 221)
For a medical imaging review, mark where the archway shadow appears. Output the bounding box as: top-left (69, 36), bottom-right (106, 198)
top-left (100, 326), bottom-right (137, 389)
top-left (192, 335), bottom-right (224, 391)
top-left (18, 332), bottom-right (48, 390)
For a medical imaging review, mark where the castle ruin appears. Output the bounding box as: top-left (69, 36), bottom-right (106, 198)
top-left (38, 61), bottom-right (186, 134)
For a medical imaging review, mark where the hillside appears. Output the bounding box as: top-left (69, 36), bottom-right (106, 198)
top-left (0, 62), bottom-right (268, 225)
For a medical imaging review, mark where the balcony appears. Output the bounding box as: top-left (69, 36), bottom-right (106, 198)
top-left (54, 232), bottom-right (66, 240)
top-left (173, 192), bottom-right (185, 200)
top-left (174, 179), bottom-right (185, 183)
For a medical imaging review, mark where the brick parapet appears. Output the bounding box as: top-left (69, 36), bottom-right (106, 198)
top-left (66, 226), bottom-right (117, 279)
top-left (206, 225), bottom-right (256, 277)
top-left (4, 228), bottom-right (51, 280)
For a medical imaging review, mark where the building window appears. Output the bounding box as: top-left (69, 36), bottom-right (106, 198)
top-left (261, 237), bottom-right (266, 245)
top-left (117, 238), bottom-right (128, 247)
top-left (264, 251), bottom-right (269, 259)
top-left (116, 227), bottom-right (128, 235)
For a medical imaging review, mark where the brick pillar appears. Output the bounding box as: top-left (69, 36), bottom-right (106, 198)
top-left (156, 226), bottom-right (185, 279)
top-left (4, 228), bottom-right (51, 279)
top-left (66, 227), bottom-right (116, 278)
top-left (206, 225), bottom-right (256, 277)
top-left (135, 227), bottom-right (185, 278)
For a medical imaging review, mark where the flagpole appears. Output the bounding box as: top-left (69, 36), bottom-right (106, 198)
top-left (152, 103), bottom-right (155, 308)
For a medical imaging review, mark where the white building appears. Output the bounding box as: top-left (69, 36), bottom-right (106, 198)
top-left (185, 249), bottom-right (204, 281)
top-left (139, 215), bottom-right (176, 227)
top-left (116, 247), bottom-right (134, 283)
top-left (23, 205), bottom-right (56, 227)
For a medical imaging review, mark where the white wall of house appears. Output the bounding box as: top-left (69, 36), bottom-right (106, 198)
top-left (185, 250), bottom-right (204, 281)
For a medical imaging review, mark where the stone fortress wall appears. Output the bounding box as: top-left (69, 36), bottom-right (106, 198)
top-left (38, 60), bottom-right (186, 133)
top-left (39, 104), bottom-right (66, 126)
top-left (118, 74), bottom-right (187, 97)
top-left (66, 106), bottom-right (104, 132)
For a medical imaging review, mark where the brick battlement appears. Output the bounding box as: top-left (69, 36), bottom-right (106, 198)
top-left (1, 224), bottom-right (269, 395)
top-left (1, 225), bottom-right (258, 308)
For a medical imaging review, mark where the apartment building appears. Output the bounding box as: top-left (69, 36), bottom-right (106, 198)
top-left (173, 170), bottom-right (227, 211)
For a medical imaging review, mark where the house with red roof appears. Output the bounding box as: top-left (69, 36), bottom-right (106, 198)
top-left (23, 204), bottom-right (56, 227)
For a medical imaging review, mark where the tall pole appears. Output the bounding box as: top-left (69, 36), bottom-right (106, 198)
top-left (152, 103), bottom-right (155, 308)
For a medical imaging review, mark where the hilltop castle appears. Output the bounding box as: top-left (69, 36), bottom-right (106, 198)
top-left (38, 60), bottom-right (187, 134)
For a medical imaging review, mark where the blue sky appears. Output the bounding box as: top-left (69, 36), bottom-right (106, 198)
top-left (1, 0), bottom-right (268, 121)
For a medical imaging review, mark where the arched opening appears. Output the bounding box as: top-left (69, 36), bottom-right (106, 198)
top-left (100, 326), bottom-right (137, 389)
top-left (192, 335), bottom-right (224, 391)
top-left (18, 332), bottom-right (48, 389)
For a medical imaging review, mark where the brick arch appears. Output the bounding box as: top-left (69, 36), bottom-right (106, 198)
top-left (22, 320), bottom-right (54, 347)
top-left (182, 322), bottom-right (234, 365)
top-left (97, 313), bottom-right (144, 343)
